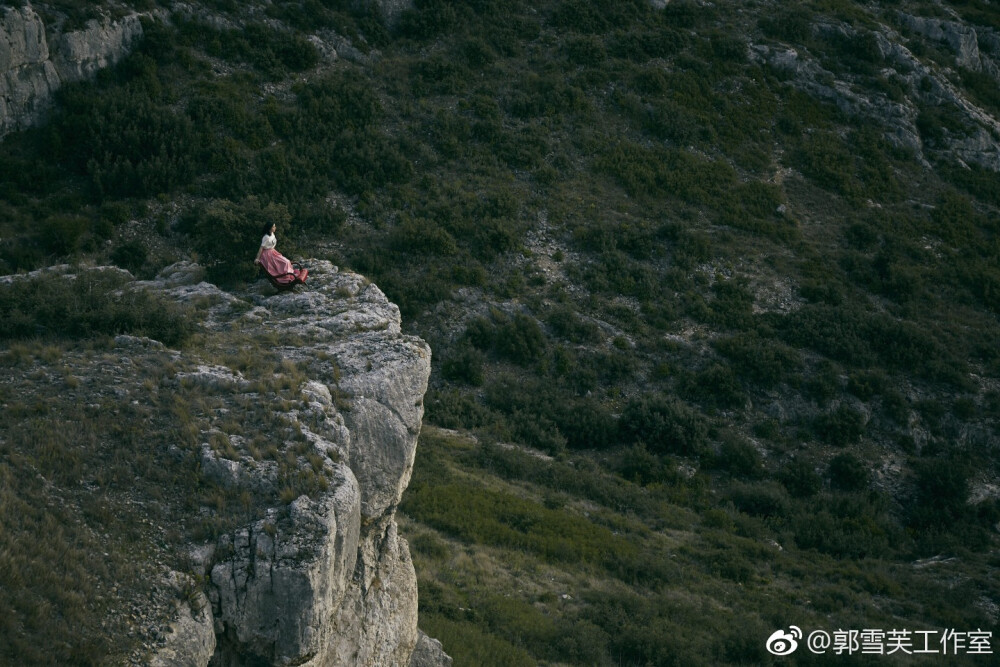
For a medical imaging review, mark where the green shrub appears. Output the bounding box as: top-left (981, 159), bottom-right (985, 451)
top-left (778, 456), bottom-right (822, 497)
top-left (775, 304), bottom-right (964, 382)
top-left (417, 615), bottom-right (535, 667)
top-left (465, 311), bottom-right (546, 365)
top-left (814, 404), bottom-right (866, 446)
top-left (792, 505), bottom-right (891, 558)
top-left (110, 241), bottom-right (148, 274)
top-left (615, 442), bottom-right (677, 485)
top-left (555, 398), bottom-right (618, 450)
top-left (37, 214), bottom-right (91, 256)
top-left (619, 394), bottom-right (708, 455)
top-left (440, 342), bottom-right (486, 386)
top-left (679, 363), bottom-right (746, 410)
top-left (0, 271), bottom-right (191, 346)
top-left (910, 459), bottom-right (971, 528)
top-left (402, 480), bottom-right (638, 565)
top-left (846, 370), bottom-right (887, 400)
top-left (726, 481), bottom-right (790, 518)
top-left (53, 75), bottom-right (201, 200)
top-left (546, 305), bottom-right (603, 343)
top-left (758, 7), bottom-right (812, 42)
top-left (710, 433), bottom-right (763, 478)
top-left (424, 389), bottom-right (501, 430)
top-left (828, 452), bottom-right (869, 492)
top-left (713, 334), bottom-right (801, 387)
top-left (186, 19), bottom-right (319, 77)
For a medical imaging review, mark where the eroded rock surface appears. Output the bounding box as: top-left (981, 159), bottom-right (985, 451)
top-left (128, 260), bottom-right (438, 666)
top-left (0, 5), bottom-right (144, 137)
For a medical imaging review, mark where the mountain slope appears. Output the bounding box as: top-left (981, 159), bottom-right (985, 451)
top-left (1, 0), bottom-right (998, 664)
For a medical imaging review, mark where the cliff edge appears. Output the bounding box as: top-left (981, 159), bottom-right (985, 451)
top-left (146, 260), bottom-right (448, 666)
top-left (0, 260), bottom-right (449, 666)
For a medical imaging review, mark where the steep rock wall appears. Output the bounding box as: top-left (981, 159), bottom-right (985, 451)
top-left (129, 260), bottom-right (447, 666)
top-left (750, 12), bottom-right (1000, 172)
top-left (0, 4), bottom-right (143, 138)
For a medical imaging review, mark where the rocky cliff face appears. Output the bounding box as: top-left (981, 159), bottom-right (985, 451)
top-left (750, 6), bottom-right (1000, 172)
top-left (17, 260), bottom-right (451, 666)
top-left (0, 4), bottom-right (143, 137)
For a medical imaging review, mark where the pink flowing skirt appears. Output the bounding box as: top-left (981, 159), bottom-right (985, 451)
top-left (260, 248), bottom-right (307, 285)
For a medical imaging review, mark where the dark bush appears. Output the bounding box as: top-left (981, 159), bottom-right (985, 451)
top-left (775, 304), bottom-right (964, 382)
top-left (726, 481), bottom-right (790, 518)
top-left (0, 271), bottom-right (191, 346)
top-left (53, 78), bottom-right (201, 200)
top-left (496, 313), bottom-right (547, 365)
top-left (758, 8), bottom-right (812, 42)
top-left (185, 198), bottom-right (291, 285)
top-left (110, 241), bottom-right (148, 274)
top-left (38, 215), bottom-right (90, 256)
top-left (546, 306), bottom-right (603, 343)
top-left (555, 398), bottom-right (617, 450)
top-left (792, 505), bottom-right (890, 558)
top-left (679, 364), bottom-right (746, 410)
top-left (713, 334), bottom-right (801, 387)
top-left (440, 343), bottom-right (486, 386)
top-left (847, 370), bottom-right (887, 400)
top-left (778, 456), bottom-right (822, 497)
top-left (910, 459), bottom-right (971, 528)
top-left (710, 434), bottom-right (763, 478)
top-left (619, 394), bottom-right (708, 455)
top-left (828, 453), bottom-right (869, 492)
top-left (814, 404), bottom-right (866, 446)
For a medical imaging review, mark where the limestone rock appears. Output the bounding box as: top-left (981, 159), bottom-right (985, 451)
top-left (326, 519), bottom-right (419, 666)
top-left (135, 260), bottom-right (436, 666)
top-left (52, 13), bottom-right (143, 82)
top-left (0, 5), bottom-right (144, 137)
top-left (409, 631), bottom-right (454, 667)
top-left (751, 17), bottom-right (1000, 171)
top-left (0, 6), bottom-right (48, 69)
top-left (211, 468), bottom-right (362, 665)
top-left (148, 574), bottom-right (217, 667)
top-left (900, 13), bottom-right (983, 71)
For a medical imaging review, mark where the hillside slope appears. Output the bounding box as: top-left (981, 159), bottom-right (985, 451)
top-left (1, 0), bottom-right (999, 664)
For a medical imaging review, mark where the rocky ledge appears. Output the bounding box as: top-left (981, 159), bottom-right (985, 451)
top-left (5, 260), bottom-right (449, 666)
top-left (149, 259), bottom-right (448, 666)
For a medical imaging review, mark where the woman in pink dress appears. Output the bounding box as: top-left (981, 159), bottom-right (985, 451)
top-left (254, 223), bottom-right (308, 287)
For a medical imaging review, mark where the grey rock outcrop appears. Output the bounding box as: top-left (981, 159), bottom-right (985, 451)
top-left (149, 575), bottom-right (217, 667)
top-left (409, 631), bottom-right (454, 667)
top-left (211, 478), bottom-right (362, 665)
top-left (750, 14), bottom-right (1000, 171)
top-left (134, 260), bottom-right (435, 666)
top-left (52, 12), bottom-right (143, 83)
top-left (0, 4), bottom-right (143, 137)
top-left (900, 13), bottom-right (984, 72)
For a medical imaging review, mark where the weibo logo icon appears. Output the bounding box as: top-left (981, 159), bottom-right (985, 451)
top-left (765, 626), bottom-right (802, 656)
